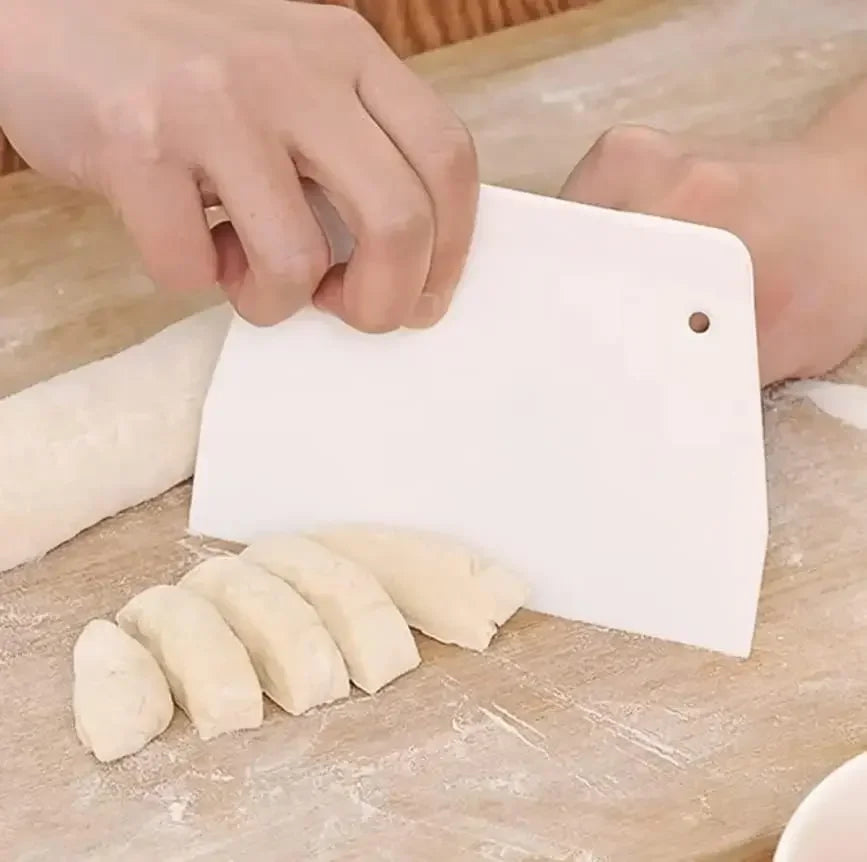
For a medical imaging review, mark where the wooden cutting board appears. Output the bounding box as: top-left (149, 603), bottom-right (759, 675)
top-left (2, 1), bottom-right (867, 859)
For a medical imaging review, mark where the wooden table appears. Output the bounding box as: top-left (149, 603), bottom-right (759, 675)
top-left (2, 1), bottom-right (866, 859)
top-left (312, 0), bottom-right (595, 57)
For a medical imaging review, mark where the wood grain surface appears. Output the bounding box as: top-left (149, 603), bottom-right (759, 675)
top-left (313, 0), bottom-right (591, 56)
top-left (0, 0), bottom-right (592, 172)
top-left (1, 0), bottom-right (867, 860)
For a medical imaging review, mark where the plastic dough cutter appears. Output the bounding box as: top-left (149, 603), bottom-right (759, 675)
top-left (190, 183), bottom-right (768, 657)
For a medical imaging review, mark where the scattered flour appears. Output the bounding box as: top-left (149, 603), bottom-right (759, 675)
top-left (789, 380), bottom-right (867, 430)
top-left (787, 550), bottom-right (804, 567)
top-left (166, 796), bottom-right (191, 824)
top-left (0, 606), bottom-right (55, 628)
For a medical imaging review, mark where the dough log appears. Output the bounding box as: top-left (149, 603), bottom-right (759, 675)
top-left (241, 534), bottom-right (420, 694)
top-left (72, 619), bottom-right (174, 762)
top-left (179, 556), bottom-right (349, 714)
top-left (314, 527), bottom-right (529, 651)
top-left (117, 584), bottom-right (263, 740)
top-left (0, 305), bottom-right (231, 574)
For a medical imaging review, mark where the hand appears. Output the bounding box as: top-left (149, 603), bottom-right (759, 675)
top-left (559, 124), bottom-right (867, 385)
top-left (0, 0), bottom-right (478, 330)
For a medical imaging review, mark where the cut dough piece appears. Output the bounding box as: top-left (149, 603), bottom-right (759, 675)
top-left (0, 304), bottom-right (231, 574)
top-left (179, 556), bottom-right (349, 713)
top-left (314, 527), bottom-right (529, 651)
top-left (241, 535), bottom-right (420, 694)
top-left (72, 619), bottom-right (173, 762)
top-left (116, 584), bottom-right (262, 740)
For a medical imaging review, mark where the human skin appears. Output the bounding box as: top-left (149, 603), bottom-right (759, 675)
top-left (560, 78), bottom-right (867, 385)
top-left (2, 1), bottom-right (863, 383)
top-left (0, 0), bottom-right (479, 332)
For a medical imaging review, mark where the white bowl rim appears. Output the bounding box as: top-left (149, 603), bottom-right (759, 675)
top-left (774, 751), bottom-right (867, 861)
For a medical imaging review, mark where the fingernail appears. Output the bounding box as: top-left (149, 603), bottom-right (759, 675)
top-left (407, 292), bottom-right (443, 328)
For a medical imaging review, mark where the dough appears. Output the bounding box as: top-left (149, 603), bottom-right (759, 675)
top-left (72, 619), bottom-right (173, 762)
top-left (116, 584), bottom-right (262, 740)
top-left (179, 556), bottom-right (349, 714)
top-left (240, 534), bottom-right (420, 694)
top-left (0, 305), bottom-right (231, 574)
top-left (314, 527), bottom-right (529, 651)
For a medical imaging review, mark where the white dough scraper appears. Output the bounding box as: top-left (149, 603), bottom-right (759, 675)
top-left (190, 183), bottom-right (768, 657)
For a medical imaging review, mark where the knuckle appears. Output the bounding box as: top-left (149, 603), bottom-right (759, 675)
top-left (172, 52), bottom-right (250, 124)
top-left (324, 4), bottom-right (375, 38)
top-left (181, 52), bottom-right (233, 99)
top-left (267, 240), bottom-right (329, 290)
top-left (96, 87), bottom-right (164, 163)
top-left (364, 195), bottom-right (434, 246)
top-left (430, 118), bottom-right (478, 181)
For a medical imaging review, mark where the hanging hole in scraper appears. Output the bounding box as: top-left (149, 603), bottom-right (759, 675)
top-left (689, 311), bottom-right (710, 333)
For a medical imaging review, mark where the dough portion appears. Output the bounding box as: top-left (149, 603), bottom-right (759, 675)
top-left (0, 305), bottom-right (231, 574)
top-left (116, 584), bottom-right (262, 740)
top-left (179, 556), bottom-right (349, 713)
top-left (314, 527), bottom-right (529, 651)
top-left (72, 619), bottom-right (174, 762)
top-left (241, 534), bottom-right (420, 694)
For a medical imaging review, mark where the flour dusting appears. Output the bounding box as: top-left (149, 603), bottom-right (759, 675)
top-left (478, 706), bottom-right (549, 757)
top-left (789, 380), bottom-right (867, 430)
top-left (0, 605), bottom-right (55, 629)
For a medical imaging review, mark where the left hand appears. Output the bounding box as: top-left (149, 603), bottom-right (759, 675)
top-left (559, 124), bottom-right (867, 385)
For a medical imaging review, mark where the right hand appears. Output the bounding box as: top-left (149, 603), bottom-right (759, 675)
top-left (0, 0), bottom-right (479, 330)
top-left (560, 124), bottom-right (867, 385)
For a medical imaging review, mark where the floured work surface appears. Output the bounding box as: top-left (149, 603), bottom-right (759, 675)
top-left (2, 1), bottom-right (866, 859)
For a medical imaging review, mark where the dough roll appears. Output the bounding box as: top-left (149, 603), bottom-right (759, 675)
top-left (0, 305), bottom-right (231, 573)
